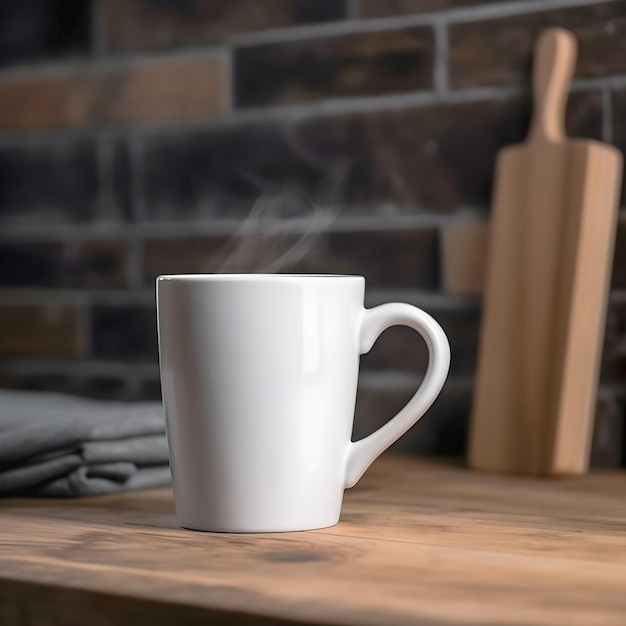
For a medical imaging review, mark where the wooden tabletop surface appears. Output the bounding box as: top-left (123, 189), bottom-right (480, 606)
top-left (2, 455), bottom-right (626, 626)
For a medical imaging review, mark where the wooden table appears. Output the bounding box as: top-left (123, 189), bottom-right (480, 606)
top-left (2, 456), bottom-right (626, 626)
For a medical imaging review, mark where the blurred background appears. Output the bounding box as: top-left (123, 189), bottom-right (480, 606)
top-left (0, 0), bottom-right (624, 465)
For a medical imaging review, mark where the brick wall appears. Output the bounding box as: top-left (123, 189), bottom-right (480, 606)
top-left (0, 0), bottom-right (625, 463)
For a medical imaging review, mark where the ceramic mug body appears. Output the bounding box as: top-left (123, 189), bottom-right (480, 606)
top-left (157, 275), bottom-right (450, 532)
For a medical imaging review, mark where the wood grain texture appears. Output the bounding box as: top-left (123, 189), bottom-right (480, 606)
top-left (442, 218), bottom-right (488, 296)
top-left (2, 456), bottom-right (626, 626)
top-left (469, 29), bottom-right (623, 475)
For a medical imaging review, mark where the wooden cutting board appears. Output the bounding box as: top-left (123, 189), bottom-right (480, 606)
top-left (469, 28), bottom-right (623, 475)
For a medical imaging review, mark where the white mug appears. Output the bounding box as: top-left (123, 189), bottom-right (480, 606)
top-left (157, 274), bottom-right (450, 532)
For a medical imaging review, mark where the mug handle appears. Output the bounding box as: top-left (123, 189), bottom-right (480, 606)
top-left (345, 303), bottom-right (451, 488)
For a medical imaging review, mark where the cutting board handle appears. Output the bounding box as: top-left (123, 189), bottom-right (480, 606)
top-left (529, 28), bottom-right (577, 143)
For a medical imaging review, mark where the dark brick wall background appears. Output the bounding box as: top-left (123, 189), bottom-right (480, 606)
top-left (1, 0), bottom-right (625, 464)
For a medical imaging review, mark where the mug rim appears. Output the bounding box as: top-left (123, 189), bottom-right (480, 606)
top-left (157, 273), bottom-right (365, 282)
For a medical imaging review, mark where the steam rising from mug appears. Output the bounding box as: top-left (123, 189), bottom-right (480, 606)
top-left (209, 165), bottom-right (346, 273)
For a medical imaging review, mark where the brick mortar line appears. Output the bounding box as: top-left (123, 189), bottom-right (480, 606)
top-left (597, 383), bottom-right (626, 401)
top-left (96, 136), bottom-right (111, 206)
top-left (0, 88), bottom-right (443, 148)
top-left (0, 289), bottom-right (152, 306)
top-left (2, 74), bottom-right (625, 149)
top-left (0, 46), bottom-right (229, 84)
top-left (0, 203), bottom-right (623, 241)
top-left (91, 0), bottom-right (106, 58)
top-left (438, 0), bottom-right (613, 26)
top-left (222, 49), bottom-right (234, 114)
top-left (1, 359), bottom-right (621, 400)
top-left (136, 373), bottom-right (622, 399)
top-left (609, 290), bottom-right (626, 304)
top-left (0, 89), bottom-right (455, 146)
top-left (0, 287), bottom-right (481, 310)
top-left (0, 213), bottom-right (456, 240)
top-left (447, 208), bottom-right (490, 220)
top-left (435, 224), bottom-right (446, 292)
top-left (6, 281), bottom-right (626, 311)
top-left (141, 213), bottom-right (452, 234)
top-left (602, 85), bottom-right (614, 144)
top-left (96, 135), bottom-right (126, 222)
top-left (128, 135), bottom-right (147, 221)
top-left (358, 372), bottom-right (475, 392)
top-left (0, 356), bottom-right (618, 393)
top-left (0, 354), bottom-right (621, 384)
top-left (0, 359), bottom-right (160, 378)
top-left (0, 358), bottom-right (475, 392)
top-left (347, 0), bottom-right (360, 20)
top-left (78, 301), bottom-right (93, 360)
top-left (143, 372), bottom-right (626, 398)
top-left (0, 203), bottom-right (622, 241)
top-left (230, 0), bottom-right (611, 47)
top-left (433, 17), bottom-right (449, 95)
top-left (128, 135), bottom-right (147, 290)
top-left (0, 223), bottom-right (126, 241)
top-left (570, 75), bottom-right (626, 91)
top-left (128, 229), bottom-right (144, 289)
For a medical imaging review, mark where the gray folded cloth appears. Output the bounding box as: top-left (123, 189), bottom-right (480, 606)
top-left (0, 389), bottom-right (171, 497)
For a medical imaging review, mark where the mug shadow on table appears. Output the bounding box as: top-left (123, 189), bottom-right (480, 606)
top-left (1, 455), bottom-right (467, 532)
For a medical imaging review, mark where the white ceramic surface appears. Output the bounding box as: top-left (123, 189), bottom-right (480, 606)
top-left (157, 274), bottom-right (450, 532)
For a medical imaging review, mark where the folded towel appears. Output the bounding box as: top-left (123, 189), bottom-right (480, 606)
top-left (0, 390), bottom-right (171, 497)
